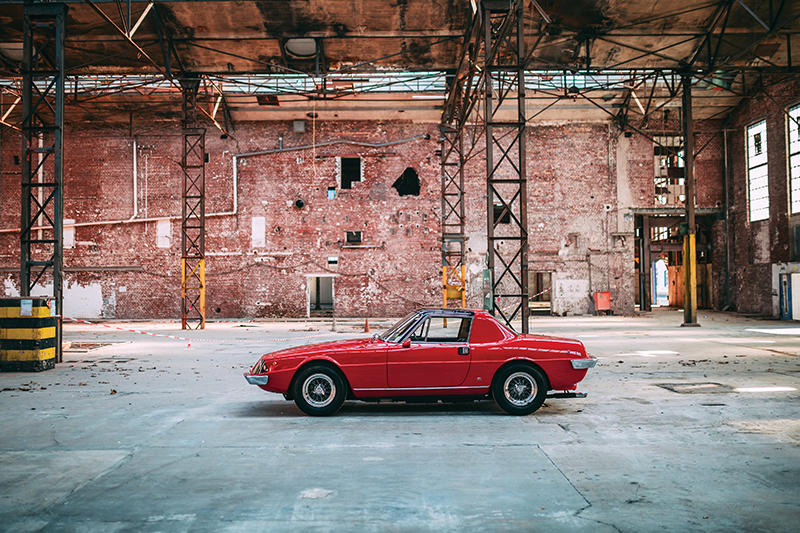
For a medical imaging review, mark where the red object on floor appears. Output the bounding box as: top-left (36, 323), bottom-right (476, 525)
top-left (593, 291), bottom-right (611, 311)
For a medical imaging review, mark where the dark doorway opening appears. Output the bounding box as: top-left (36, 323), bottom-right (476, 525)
top-left (309, 276), bottom-right (334, 317)
top-left (529, 271), bottom-right (552, 315)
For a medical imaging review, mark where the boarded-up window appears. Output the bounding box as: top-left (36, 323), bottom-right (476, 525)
top-left (251, 216), bottom-right (266, 248)
top-left (157, 219), bottom-right (171, 248)
top-left (63, 219), bottom-right (75, 249)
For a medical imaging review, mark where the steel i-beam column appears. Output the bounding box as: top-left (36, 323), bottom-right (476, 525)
top-left (484, 0), bottom-right (529, 333)
top-left (21, 3), bottom-right (67, 363)
top-left (441, 126), bottom-right (466, 309)
top-left (180, 77), bottom-right (206, 330)
top-left (640, 215), bottom-right (652, 312)
top-left (681, 73), bottom-right (699, 326)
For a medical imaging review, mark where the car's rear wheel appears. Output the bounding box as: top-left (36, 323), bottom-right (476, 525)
top-left (492, 363), bottom-right (547, 415)
top-left (292, 365), bottom-right (346, 416)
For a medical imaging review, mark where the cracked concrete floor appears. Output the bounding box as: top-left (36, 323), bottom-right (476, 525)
top-left (1, 310), bottom-right (798, 532)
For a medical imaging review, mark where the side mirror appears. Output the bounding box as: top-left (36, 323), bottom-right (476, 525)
top-left (401, 338), bottom-right (411, 348)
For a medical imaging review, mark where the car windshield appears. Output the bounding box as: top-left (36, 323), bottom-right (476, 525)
top-left (379, 312), bottom-right (422, 343)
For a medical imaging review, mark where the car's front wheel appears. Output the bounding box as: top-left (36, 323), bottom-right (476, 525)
top-left (292, 364), bottom-right (346, 416)
top-left (492, 363), bottom-right (547, 415)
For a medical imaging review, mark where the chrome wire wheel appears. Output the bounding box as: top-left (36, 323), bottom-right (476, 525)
top-left (503, 371), bottom-right (537, 407)
top-left (302, 373), bottom-right (336, 408)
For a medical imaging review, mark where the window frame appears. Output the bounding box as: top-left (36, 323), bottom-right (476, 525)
top-left (379, 312), bottom-right (423, 343)
top-left (746, 119), bottom-right (770, 222)
top-left (653, 135), bottom-right (685, 206)
top-left (345, 231), bottom-right (362, 244)
top-left (787, 103), bottom-right (800, 215)
top-left (408, 314), bottom-right (472, 343)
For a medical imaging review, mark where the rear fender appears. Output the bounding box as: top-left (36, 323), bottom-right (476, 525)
top-left (491, 358), bottom-right (552, 392)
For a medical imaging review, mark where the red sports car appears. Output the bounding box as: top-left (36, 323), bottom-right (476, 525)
top-left (245, 308), bottom-right (596, 416)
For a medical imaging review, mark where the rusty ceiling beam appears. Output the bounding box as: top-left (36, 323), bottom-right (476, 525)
top-left (687, 0), bottom-right (731, 66)
top-left (84, 0), bottom-right (232, 137)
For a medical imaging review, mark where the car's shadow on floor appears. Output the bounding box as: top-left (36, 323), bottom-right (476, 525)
top-left (230, 399), bottom-right (574, 418)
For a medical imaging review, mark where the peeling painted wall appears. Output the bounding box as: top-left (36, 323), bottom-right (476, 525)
top-left (2, 276), bottom-right (104, 318)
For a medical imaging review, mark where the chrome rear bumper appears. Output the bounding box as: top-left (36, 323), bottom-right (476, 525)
top-left (547, 391), bottom-right (587, 399)
top-left (244, 373), bottom-right (269, 385)
top-left (570, 357), bottom-right (598, 370)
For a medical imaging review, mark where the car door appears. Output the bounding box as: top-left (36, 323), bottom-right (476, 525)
top-left (387, 313), bottom-right (472, 388)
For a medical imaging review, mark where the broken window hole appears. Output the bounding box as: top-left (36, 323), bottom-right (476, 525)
top-left (493, 202), bottom-right (511, 224)
top-left (346, 231), bottom-right (362, 244)
top-left (392, 167), bottom-right (420, 197)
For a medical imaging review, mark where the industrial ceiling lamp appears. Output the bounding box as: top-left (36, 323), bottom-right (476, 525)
top-left (284, 38), bottom-right (317, 58)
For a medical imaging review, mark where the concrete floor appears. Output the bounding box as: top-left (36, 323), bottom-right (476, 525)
top-left (1, 309), bottom-right (798, 532)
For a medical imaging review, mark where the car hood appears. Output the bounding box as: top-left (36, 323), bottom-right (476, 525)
top-left (262, 338), bottom-right (375, 360)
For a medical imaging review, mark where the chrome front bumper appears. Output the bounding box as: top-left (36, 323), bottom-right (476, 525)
top-left (244, 373), bottom-right (269, 385)
top-left (570, 357), bottom-right (598, 370)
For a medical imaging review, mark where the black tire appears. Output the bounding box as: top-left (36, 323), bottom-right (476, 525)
top-left (292, 364), bottom-right (347, 416)
top-left (492, 363), bottom-right (547, 415)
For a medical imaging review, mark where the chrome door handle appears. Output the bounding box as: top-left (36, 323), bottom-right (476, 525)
top-left (458, 346), bottom-right (469, 355)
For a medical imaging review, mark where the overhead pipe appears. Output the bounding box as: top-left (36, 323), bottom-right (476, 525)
top-left (0, 134), bottom-right (429, 234)
top-left (130, 139), bottom-right (138, 220)
top-left (722, 128), bottom-right (732, 310)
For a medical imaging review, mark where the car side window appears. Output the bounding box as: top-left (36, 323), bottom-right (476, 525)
top-left (410, 319), bottom-right (429, 341)
top-left (411, 316), bottom-right (471, 343)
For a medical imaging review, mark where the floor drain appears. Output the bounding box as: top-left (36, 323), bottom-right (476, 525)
top-left (64, 342), bottom-right (115, 352)
top-left (657, 382), bottom-right (733, 394)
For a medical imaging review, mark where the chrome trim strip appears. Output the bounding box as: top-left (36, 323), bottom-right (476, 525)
top-left (244, 373), bottom-right (269, 385)
top-left (534, 339), bottom-right (584, 347)
top-left (570, 357), bottom-right (598, 369)
top-left (352, 385), bottom-right (487, 391)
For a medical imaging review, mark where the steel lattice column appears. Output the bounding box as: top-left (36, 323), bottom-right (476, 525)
top-left (681, 73), bottom-right (699, 327)
top-left (21, 3), bottom-right (67, 362)
top-left (180, 77), bottom-right (206, 330)
top-left (483, 1), bottom-right (529, 332)
top-left (440, 125), bottom-right (466, 308)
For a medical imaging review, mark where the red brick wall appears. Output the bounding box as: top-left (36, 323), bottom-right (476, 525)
top-left (0, 117), bottom-right (724, 319)
top-left (1, 121), bottom-right (443, 318)
top-left (727, 77), bottom-right (800, 315)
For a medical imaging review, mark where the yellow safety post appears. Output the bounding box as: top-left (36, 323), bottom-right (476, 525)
top-left (682, 234), bottom-right (697, 325)
top-left (181, 258), bottom-right (186, 300)
top-left (198, 259), bottom-right (206, 329)
top-left (442, 266), bottom-right (448, 309)
top-left (0, 297), bottom-right (57, 372)
top-left (442, 264), bottom-right (467, 319)
top-left (182, 258), bottom-right (206, 329)
top-left (461, 264), bottom-right (466, 308)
